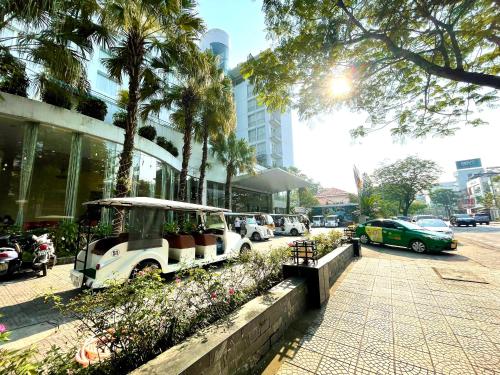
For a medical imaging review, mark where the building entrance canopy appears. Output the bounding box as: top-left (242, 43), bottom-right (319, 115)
top-left (233, 168), bottom-right (311, 193)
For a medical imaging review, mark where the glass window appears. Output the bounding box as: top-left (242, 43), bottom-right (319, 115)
top-left (76, 136), bottom-right (122, 218)
top-left (366, 220), bottom-right (382, 227)
top-left (25, 125), bottom-right (73, 223)
top-left (0, 120), bottom-right (24, 224)
top-left (255, 142), bottom-right (266, 155)
top-left (248, 110), bottom-right (265, 128)
top-left (247, 83), bottom-right (254, 97)
top-left (95, 71), bottom-right (119, 98)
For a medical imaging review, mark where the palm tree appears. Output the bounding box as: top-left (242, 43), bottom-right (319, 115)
top-left (100, 0), bottom-right (203, 229)
top-left (211, 132), bottom-right (256, 209)
top-left (141, 49), bottom-right (212, 203)
top-left (195, 54), bottom-right (236, 204)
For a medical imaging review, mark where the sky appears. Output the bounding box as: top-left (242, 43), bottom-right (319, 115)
top-left (197, 0), bottom-right (500, 193)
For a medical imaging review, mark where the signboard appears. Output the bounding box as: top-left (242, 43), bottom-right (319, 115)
top-left (456, 158), bottom-right (482, 170)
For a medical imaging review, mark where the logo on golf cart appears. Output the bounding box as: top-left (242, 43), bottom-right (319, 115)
top-left (112, 249), bottom-right (120, 257)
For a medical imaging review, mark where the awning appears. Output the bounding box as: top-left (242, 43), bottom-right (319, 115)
top-left (233, 168), bottom-right (312, 193)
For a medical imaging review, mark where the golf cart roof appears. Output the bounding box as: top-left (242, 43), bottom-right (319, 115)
top-left (270, 214), bottom-right (299, 217)
top-left (83, 197), bottom-right (229, 213)
top-left (312, 215), bottom-right (323, 218)
top-left (224, 212), bottom-right (255, 217)
top-left (326, 215), bottom-right (338, 218)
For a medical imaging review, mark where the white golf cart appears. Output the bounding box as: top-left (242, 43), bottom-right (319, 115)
top-left (312, 215), bottom-right (324, 227)
top-left (70, 198), bottom-right (253, 289)
top-left (324, 215), bottom-right (339, 228)
top-left (271, 214), bottom-right (306, 236)
top-left (224, 213), bottom-right (273, 241)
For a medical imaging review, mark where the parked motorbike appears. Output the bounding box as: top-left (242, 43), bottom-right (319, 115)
top-left (31, 234), bottom-right (57, 277)
top-left (0, 234), bottom-right (23, 276)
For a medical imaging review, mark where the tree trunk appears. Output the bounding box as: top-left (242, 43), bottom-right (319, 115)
top-left (196, 126), bottom-right (209, 204)
top-left (177, 109), bottom-right (193, 202)
top-left (113, 31), bottom-right (144, 234)
top-left (224, 165), bottom-right (233, 209)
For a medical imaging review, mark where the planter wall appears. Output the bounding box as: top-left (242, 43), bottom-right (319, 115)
top-left (132, 277), bottom-right (307, 375)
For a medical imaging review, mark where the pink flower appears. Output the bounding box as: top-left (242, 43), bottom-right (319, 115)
top-left (175, 278), bottom-right (181, 284)
top-left (228, 288), bottom-right (235, 296)
top-left (210, 292), bottom-right (217, 300)
top-left (0, 324), bottom-right (6, 333)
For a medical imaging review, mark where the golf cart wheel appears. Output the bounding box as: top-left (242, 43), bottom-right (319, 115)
top-left (240, 243), bottom-right (251, 254)
top-left (251, 232), bottom-right (262, 241)
top-left (410, 240), bottom-right (427, 253)
top-left (473, 223), bottom-right (477, 227)
top-left (359, 234), bottom-right (370, 244)
top-left (290, 228), bottom-right (299, 236)
top-left (130, 260), bottom-right (160, 279)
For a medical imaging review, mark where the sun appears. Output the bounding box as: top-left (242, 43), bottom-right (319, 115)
top-left (330, 76), bottom-right (352, 98)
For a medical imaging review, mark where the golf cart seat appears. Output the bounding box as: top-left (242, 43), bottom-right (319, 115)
top-left (192, 233), bottom-right (217, 259)
top-left (164, 234), bottom-right (196, 263)
top-left (192, 233), bottom-right (217, 246)
top-left (92, 233), bottom-right (129, 255)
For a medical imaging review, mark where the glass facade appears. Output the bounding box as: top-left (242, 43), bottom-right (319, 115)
top-left (207, 181), bottom-right (225, 207)
top-left (231, 187), bottom-right (271, 213)
top-left (0, 121), bottom-right (183, 228)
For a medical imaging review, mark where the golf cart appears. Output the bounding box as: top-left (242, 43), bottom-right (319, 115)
top-left (324, 215), bottom-right (339, 228)
top-left (311, 215), bottom-right (324, 227)
top-left (224, 213), bottom-right (273, 241)
top-left (271, 214), bottom-right (306, 236)
top-left (70, 198), bottom-right (252, 289)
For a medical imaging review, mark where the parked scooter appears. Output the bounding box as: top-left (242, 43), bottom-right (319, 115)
top-left (31, 234), bottom-right (57, 277)
top-left (0, 234), bottom-right (23, 276)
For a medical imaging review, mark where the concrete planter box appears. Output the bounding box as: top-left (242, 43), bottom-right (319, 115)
top-left (132, 244), bottom-right (355, 375)
top-left (132, 277), bottom-right (307, 375)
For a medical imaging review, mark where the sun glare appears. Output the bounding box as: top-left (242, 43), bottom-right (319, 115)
top-left (330, 76), bottom-right (352, 98)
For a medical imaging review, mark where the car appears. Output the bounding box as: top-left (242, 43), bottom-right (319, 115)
top-left (450, 214), bottom-right (476, 227)
top-left (355, 219), bottom-right (457, 253)
top-left (473, 213), bottom-right (490, 225)
top-left (416, 218), bottom-right (454, 237)
top-left (411, 215), bottom-right (436, 222)
top-left (324, 215), bottom-right (339, 228)
top-left (392, 216), bottom-right (411, 222)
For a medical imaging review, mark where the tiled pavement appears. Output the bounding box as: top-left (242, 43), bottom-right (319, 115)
top-left (275, 252), bottom-right (500, 375)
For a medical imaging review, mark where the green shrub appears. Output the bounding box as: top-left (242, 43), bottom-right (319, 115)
top-left (0, 51), bottom-right (29, 97)
top-left (308, 230), bottom-right (342, 257)
top-left (41, 80), bottom-right (72, 109)
top-left (112, 111), bottom-right (127, 129)
top-left (46, 246), bottom-right (291, 373)
top-left (49, 221), bottom-right (79, 257)
top-left (138, 125), bottom-right (157, 141)
top-left (77, 96), bottom-right (108, 120)
top-left (156, 137), bottom-right (179, 157)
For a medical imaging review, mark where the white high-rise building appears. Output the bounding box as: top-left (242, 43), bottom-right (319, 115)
top-left (201, 29), bottom-right (295, 169)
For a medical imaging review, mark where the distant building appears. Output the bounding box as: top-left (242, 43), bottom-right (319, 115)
top-left (229, 67), bottom-right (294, 168)
top-left (315, 187), bottom-right (351, 206)
top-left (200, 28), bottom-right (230, 72)
top-left (432, 181), bottom-right (460, 192)
top-left (454, 158), bottom-right (484, 192)
top-left (466, 167), bottom-right (500, 218)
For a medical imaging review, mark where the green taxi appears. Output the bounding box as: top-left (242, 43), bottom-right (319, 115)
top-left (355, 219), bottom-right (457, 253)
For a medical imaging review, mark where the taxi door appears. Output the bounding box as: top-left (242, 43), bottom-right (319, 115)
top-left (381, 221), bottom-right (404, 246)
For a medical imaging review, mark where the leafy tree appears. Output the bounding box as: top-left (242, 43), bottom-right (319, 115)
top-left (101, 0), bottom-right (203, 217)
top-left (373, 156), bottom-right (441, 216)
top-left (479, 192), bottom-right (495, 210)
top-left (408, 201), bottom-right (428, 215)
top-left (241, 0), bottom-right (499, 138)
top-left (211, 132), bottom-right (256, 209)
top-left (429, 188), bottom-right (459, 217)
top-left (195, 54), bottom-right (236, 204)
top-left (142, 48), bottom-right (211, 203)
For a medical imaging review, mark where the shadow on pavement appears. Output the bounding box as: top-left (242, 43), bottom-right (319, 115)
top-left (0, 289), bottom-right (79, 341)
top-left (361, 243), bottom-right (472, 262)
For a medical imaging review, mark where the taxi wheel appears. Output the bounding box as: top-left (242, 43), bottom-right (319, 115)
top-left (359, 234), bottom-right (370, 244)
top-left (410, 240), bottom-right (427, 253)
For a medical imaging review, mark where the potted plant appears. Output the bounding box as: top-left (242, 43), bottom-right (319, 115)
top-left (157, 137), bottom-right (179, 157)
top-left (138, 125), bottom-right (157, 141)
top-left (113, 111), bottom-right (127, 129)
top-left (77, 96), bottom-right (108, 120)
top-left (0, 56), bottom-right (29, 97)
top-left (41, 79), bottom-right (72, 109)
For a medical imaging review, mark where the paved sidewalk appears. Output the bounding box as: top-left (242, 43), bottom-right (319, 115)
top-left (271, 246), bottom-right (500, 375)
